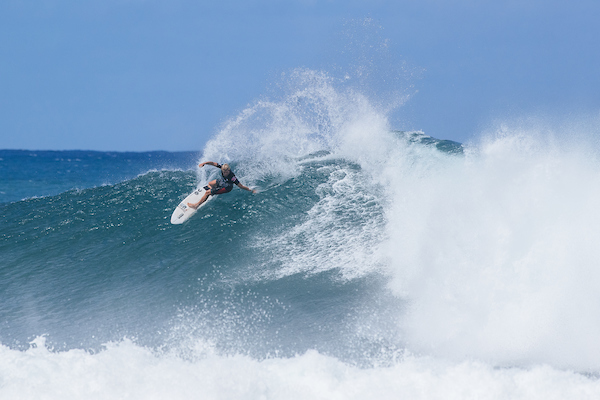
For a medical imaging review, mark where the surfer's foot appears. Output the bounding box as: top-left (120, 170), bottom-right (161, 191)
top-left (187, 202), bottom-right (198, 209)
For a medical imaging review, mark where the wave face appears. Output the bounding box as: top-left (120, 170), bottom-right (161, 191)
top-left (2, 70), bottom-right (600, 398)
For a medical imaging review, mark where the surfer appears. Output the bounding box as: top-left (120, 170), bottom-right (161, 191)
top-left (187, 161), bottom-right (256, 209)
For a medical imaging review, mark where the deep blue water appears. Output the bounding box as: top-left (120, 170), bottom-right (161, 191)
top-left (0, 150), bottom-right (198, 204)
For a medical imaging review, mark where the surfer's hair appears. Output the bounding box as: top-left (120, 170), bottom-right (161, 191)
top-left (221, 163), bottom-right (231, 171)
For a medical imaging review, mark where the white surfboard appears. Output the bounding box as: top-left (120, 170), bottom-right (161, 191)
top-left (170, 187), bottom-right (212, 224)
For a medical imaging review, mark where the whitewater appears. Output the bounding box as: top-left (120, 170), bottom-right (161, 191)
top-left (2, 69), bottom-right (600, 399)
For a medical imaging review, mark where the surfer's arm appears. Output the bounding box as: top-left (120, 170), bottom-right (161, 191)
top-left (235, 182), bottom-right (256, 194)
top-left (199, 161), bottom-right (220, 168)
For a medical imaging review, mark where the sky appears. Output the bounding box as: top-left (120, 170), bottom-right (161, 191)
top-left (1, 0), bottom-right (599, 151)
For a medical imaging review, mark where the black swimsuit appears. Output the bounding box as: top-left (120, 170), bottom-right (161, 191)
top-left (210, 164), bottom-right (239, 195)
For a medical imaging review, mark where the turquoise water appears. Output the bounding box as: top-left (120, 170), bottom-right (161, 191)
top-left (0, 148), bottom-right (409, 363)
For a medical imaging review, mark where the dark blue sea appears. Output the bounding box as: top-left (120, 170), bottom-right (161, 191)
top-left (2, 70), bottom-right (600, 399)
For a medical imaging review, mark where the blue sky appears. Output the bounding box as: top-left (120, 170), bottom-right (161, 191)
top-left (1, 0), bottom-right (599, 151)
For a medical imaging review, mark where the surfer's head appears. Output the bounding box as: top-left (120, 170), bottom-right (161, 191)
top-left (221, 164), bottom-right (231, 176)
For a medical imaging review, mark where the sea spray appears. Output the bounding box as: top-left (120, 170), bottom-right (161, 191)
top-left (384, 127), bottom-right (600, 370)
top-left (201, 69), bottom-right (392, 182)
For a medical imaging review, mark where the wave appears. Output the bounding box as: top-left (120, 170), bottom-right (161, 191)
top-left (3, 68), bottom-right (600, 397)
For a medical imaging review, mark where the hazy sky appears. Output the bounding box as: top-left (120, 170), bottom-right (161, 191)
top-left (1, 0), bottom-right (599, 151)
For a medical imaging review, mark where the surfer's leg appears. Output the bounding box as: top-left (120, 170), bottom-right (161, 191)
top-left (187, 179), bottom-right (220, 209)
top-left (187, 190), bottom-right (210, 209)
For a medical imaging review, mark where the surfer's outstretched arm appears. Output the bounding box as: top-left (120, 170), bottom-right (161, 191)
top-left (199, 161), bottom-right (219, 168)
top-left (235, 182), bottom-right (257, 194)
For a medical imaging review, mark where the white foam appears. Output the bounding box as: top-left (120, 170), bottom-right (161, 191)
top-left (259, 162), bottom-right (385, 279)
top-left (2, 337), bottom-right (599, 400)
top-left (383, 126), bottom-right (600, 370)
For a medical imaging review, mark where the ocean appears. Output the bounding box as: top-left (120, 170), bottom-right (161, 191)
top-left (2, 70), bottom-right (600, 399)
